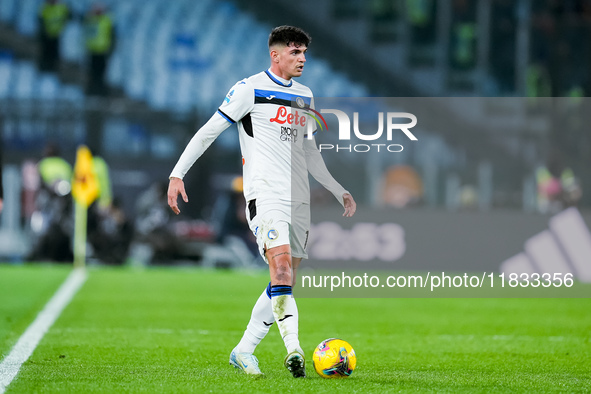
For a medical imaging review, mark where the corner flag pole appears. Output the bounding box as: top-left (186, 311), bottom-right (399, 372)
top-left (73, 201), bottom-right (88, 269)
top-left (71, 146), bottom-right (99, 269)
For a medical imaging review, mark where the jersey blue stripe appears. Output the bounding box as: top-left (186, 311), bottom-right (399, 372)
top-left (217, 109), bottom-right (235, 123)
top-left (265, 70), bottom-right (293, 87)
top-left (254, 89), bottom-right (312, 106)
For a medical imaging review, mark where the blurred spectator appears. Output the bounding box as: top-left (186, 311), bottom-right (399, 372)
top-left (22, 160), bottom-right (41, 222)
top-left (370, 0), bottom-right (400, 42)
top-left (536, 150), bottom-right (582, 213)
top-left (407, 0), bottom-right (437, 46)
top-left (85, 148), bottom-right (123, 263)
top-left (28, 144), bottom-right (73, 262)
top-left (91, 150), bottom-right (112, 211)
top-left (546, 0), bottom-right (590, 96)
top-left (526, 63), bottom-right (552, 102)
top-left (529, 0), bottom-right (554, 97)
top-left (134, 182), bottom-right (179, 262)
top-left (489, 0), bottom-right (517, 94)
top-left (459, 184), bottom-right (478, 210)
top-left (211, 176), bottom-right (258, 258)
top-left (88, 197), bottom-right (133, 264)
top-left (554, 86), bottom-right (587, 182)
top-left (136, 182), bottom-right (170, 229)
top-left (37, 0), bottom-right (70, 72)
top-left (84, 3), bottom-right (116, 96)
top-left (449, 0), bottom-right (477, 72)
top-left (381, 165), bottom-right (424, 208)
top-left (38, 143), bottom-right (72, 194)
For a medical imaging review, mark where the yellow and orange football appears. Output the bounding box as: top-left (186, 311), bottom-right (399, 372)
top-left (312, 338), bottom-right (356, 378)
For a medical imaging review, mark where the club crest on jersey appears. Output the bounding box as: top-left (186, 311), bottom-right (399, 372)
top-left (267, 229), bottom-right (279, 240)
top-left (296, 96), bottom-right (305, 108)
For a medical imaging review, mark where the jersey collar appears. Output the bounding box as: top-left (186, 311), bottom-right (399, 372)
top-left (265, 69), bottom-right (293, 87)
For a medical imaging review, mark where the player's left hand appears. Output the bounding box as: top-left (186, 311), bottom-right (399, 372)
top-left (342, 193), bottom-right (356, 217)
top-left (168, 177), bottom-right (188, 215)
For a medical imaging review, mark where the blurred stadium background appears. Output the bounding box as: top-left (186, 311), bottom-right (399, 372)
top-left (1, 3), bottom-right (590, 391)
top-left (0, 0), bottom-right (590, 270)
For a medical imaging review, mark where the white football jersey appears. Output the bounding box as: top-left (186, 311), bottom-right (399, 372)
top-left (217, 70), bottom-right (317, 203)
top-left (170, 69), bottom-right (347, 206)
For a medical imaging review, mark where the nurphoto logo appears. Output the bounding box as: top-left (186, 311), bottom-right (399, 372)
top-left (305, 109), bottom-right (418, 153)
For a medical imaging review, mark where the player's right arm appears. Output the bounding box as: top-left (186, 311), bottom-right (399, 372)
top-left (168, 79), bottom-right (254, 215)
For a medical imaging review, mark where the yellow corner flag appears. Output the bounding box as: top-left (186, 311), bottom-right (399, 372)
top-left (72, 145), bottom-right (99, 208)
top-left (72, 145), bottom-right (99, 268)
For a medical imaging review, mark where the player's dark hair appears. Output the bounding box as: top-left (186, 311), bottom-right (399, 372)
top-left (268, 25), bottom-right (311, 48)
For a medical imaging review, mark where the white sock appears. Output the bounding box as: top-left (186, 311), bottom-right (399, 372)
top-left (235, 283), bottom-right (274, 354)
top-left (270, 285), bottom-right (301, 354)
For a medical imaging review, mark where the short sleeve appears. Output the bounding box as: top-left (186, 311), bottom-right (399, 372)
top-left (217, 79), bottom-right (254, 124)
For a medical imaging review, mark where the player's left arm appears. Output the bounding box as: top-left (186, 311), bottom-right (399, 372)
top-left (303, 137), bottom-right (356, 217)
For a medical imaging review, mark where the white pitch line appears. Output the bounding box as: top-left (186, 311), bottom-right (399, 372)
top-left (0, 268), bottom-right (87, 393)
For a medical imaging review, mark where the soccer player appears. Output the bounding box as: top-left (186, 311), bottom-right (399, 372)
top-left (167, 25), bottom-right (356, 377)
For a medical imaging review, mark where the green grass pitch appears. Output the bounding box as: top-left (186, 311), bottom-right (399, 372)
top-left (1, 265), bottom-right (590, 393)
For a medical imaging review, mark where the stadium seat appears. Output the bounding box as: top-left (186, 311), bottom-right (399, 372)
top-left (0, 51), bottom-right (14, 98)
top-left (3, 0), bottom-right (371, 114)
top-left (15, 0), bottom-right (39, 36)
top-left (106, 50), bottom-right (122, 87)
top-left (60, 84), bottom-right (84, 102)
top-left (146, 71), bottom-right (169, 110)
top-left (61, 22), bottom-right (84, 63)
top-left (0, 0), bottom-right (17, 23)
top-left (38, 73), bottom-right (60, 99)
top-left (13, 61), bottom-right (37, 99)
